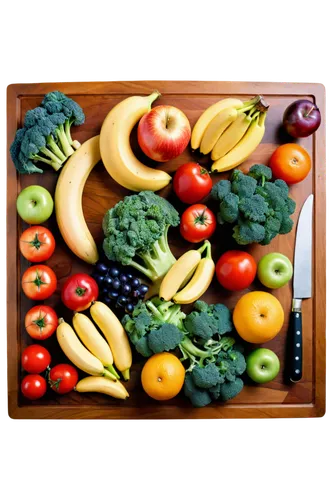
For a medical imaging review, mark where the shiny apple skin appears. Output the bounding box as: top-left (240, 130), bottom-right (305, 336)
top-left (138, 105), bottom-right (191, 162)
top-left (283, 99), bottom-right (321, 138)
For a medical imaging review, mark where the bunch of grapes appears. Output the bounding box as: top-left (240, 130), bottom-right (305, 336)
top-left (91, 261), bottom-right (149, 313)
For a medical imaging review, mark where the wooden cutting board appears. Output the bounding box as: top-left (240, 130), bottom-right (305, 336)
top-left (6, 81), bottom-right (326, 419)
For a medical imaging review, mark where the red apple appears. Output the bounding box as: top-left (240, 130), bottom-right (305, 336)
top-left (138, 105), bottom-right (191, 162)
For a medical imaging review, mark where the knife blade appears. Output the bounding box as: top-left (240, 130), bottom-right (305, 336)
top-left (290, 194), bottom-right (314, 383)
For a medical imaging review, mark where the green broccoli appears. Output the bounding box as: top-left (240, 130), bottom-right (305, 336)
top-left (135, 336), bottom-right (154, 358)
top-left (239, 194), bottom-right (270, 222)
top-left (147, 323), bottom-right (184, 354)
top-left (231, 170), bottom-right (257, 198)
top-left (233, 220), bottom-right (266, 245)
top-left (103, 191), bottom-right (179, 282)
top-left (192, 363), bottom-right (223, 389)
top-left (10, 92), bottom-right (85, 174)
top-left (219, 378), bottom-right (244, 401)
top-left (211, 179), bottom-right (231, 201)
top-left (248, 164), bottom-right (272, 185)
top-left (219, 192), bottom-right (240, 223)
top-left (184, 301), bottom-right (233, 343)
top-left (183, 373), bottom-right (212, 408)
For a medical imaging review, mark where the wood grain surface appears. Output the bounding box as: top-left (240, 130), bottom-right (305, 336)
top-left (6, 81), bottom-right (326, 419)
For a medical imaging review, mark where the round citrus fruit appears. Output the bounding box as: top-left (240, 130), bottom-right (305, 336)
top-left (233, 291), bottom-right (284, 343)
top-left (141, 353), bottom-right (185, 401)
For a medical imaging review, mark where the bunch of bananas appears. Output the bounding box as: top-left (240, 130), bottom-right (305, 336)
top-left (191, 95), bottom-right (269, 173)
top-left (159, 240), bottom-right (214, 304)
top-left (57, 301), bottom-right (132, 400)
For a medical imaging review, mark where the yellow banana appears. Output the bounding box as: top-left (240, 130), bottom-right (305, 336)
top-left (75, 376), bottom-right (129, 400)
top-left (55, 136), bottom-right (99, 264)
top-left (212, 112), bottom-right (267, 173)
top-left (191, 98), bottom-right (243, 150)
top-left (211, 112), bottom-right (252, 160)
top-left (90, 301), bottom-right (132, 381)
top-left (100, 92), bottom-right (172, 192)
top-left (72, 313), bottom-right (119, 379)
top-left (159, 244), bottom-right (206, 301)
top-left (200, 107), bottom-right (238, 155)
top-left (56, 319), bottom-right (116, 380)
top-left (173, 242), bottom-right (215, 304)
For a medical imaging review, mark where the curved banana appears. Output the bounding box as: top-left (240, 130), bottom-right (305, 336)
top-left (159, 247), bottom-right (204, 301)
top-left (56, 319), bottom-right (116, 380)
top-left (75, 376), bottom-right (129, 400)
top-left (55, 136), bottom-right (100, 264)
top-left (72, 313), bottom-right (119, 379)
top-left (200, 107), bottom-right (238, 155)
top-left (211, 112), bottom-right (252, 160)
top-left (100, 92), bottom-right (172, 192)
top-left (191, 98), bottom-right (243, 150)
top-left (212, 112), bottom-right (267, 173)
top-left (173, 242), bottom-right (215, 304)
top-left (90, 301), bottom-right (132, 381)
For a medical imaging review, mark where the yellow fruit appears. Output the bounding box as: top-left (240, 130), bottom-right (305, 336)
top-left (159, 249), bottom-right (202, 301)
top-left (211, 111), bottom-right (252, 160)
top-left (141, 353), bottom-right (185, 401)
top-left (199, 107), bottom-right (238, 155)
top-left (75, 376), bottom-right (129, 400)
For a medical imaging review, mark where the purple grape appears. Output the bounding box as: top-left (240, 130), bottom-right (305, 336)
top-left (109, 267), bottom-right (119, 277)
top-left (112, 278), bottom-right (121, 290)
top-left (96, 262), bottom-right (108, 275)
top-left (132, 289), bottom-right (141, 299)
top-left (119, 274), bottom-right (128, 283)
top-left (109, 291), bottom-right (119, 299)
top-left (125, 303), bottom-right (134, 313)
top-left (117, 295), bottom-right (128, 305)
top-left (103, 276), bottom-right (113, 286)
top-left (122, 284), bottom-right (131, 295)
top-left (102, 287), bottom-right (109, 295)
top-left (131, 278), bottom-right (140, 289)
top-left (138, 284), bottom-right (149, 295)
top-left (95, 275), bottom-right (105, 285)
top-left (103, 296), bottom-right (113, 306)
top-left (127, 274), bottom-right (133, 280)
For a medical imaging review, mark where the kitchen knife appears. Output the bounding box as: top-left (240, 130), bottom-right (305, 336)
top-left (290, 193), bottom-right (314, 383)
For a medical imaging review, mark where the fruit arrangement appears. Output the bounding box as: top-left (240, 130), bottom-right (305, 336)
top-left (10, 87), bottom-right (319, 410)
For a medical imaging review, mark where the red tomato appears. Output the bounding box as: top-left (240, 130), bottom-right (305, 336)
top-left (21, 265), bottom-right (57, 300)
top-left (21, 345), bottom-right (51, 374)
top-left (216, 250), bottom-right (257, 291)
top-left (173, 162), bottom-right (212, 204)
top-left (269, 143), bottom-right (311, 184)
top-left (21, 374), bottom-right (47, 400)
top-left (180, 204), bottom-right (216, 243)
top-left (48, 364), bottom-right (79, 394)
top-left (25, 305), bottom-right (58, 340)
top-left (61, 273), bottom-right (99, 311)
top-left (19, 226), bottom-right (55, 263)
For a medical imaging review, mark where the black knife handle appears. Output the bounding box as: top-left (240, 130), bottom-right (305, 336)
top-left (290, 299), bottom-right (302, 382)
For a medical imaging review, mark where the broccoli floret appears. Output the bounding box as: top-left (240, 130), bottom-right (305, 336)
top-left (184, 301), bottom-right (233, 342)
top-left (135, 336), bottom-right (154, 358)
top-left (231, 170), bottom-right (257, 198)
top-left (239, 194), bottom-right (270, 222)
top-left (248, 164), bottom-right (272, 185)
top-left (208, 383), bottom-right (222, 400)
top-left (233, 220), bottom-right (265, 245)
top-left (261, 215), bottom-right (282, 245)
top-left (260, 182), bottom-right (286, 211)
top-left (192, 363), bottom-right (223, 389)
top-left (103, 192), bottom-right (179, 282)
top-left (286, 196), bottom-right (296, 215)
top-left (279, 214), bottom-right (294, 234)
top-left (274, 178), bottom-right (289, 199)
top-left (218, 192), bottom-right (240, 223)
top-left (219, 378), bottom-right (244, 401)
top-left (183, 373), bottom-right (212, 408)
top-left (211, 180), bottom-right (232, 201)
top-left (147, 323), bottom-right (184, 354)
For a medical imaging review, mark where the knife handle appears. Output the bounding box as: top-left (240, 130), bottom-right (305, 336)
top-left (290, 299), bottom-right (302, 383)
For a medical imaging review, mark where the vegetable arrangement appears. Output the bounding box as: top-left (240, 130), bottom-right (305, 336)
top-left (11, 88), bottom-right (319, 410)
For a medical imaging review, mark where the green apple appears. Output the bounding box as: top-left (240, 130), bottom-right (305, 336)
top-left (16, 185), bottom-right (54, 224)
top-left (257, 252), bottom-right (293, 289)
top-left (246, 348), bottom-right (280, 383)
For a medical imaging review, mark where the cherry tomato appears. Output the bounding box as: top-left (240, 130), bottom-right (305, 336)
top-left (25, 305), bottom-right (58, 340)
top-left (61, 273), bottom-right (99, 311)
top-left (21, 345), bottom-right (51, 374)
top-left (216, 250), bottom-right (257, 291)
top-left (21, 265), bottom-right (57, 300)
top-left (180, 204), bottom-right (216, 243)
top-left (21, 374), bottom-right (47, 400)
top-left (269, 143), bottom-right (311, 184)
top-left (19, 226), bottom-right (55, 263)
top-left (48, 364), bottom-right (79, 394)
top-left (173, 162), bottom-right (212, 204)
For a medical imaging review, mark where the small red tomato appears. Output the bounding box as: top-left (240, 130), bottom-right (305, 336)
top-left (21, 265), bottom-right (57, 300)
top-left (21, 345), bottom-right (51, 374)
top-left (21, 374), bottom-right (47, 400)
top-left (173, 162), bottom-right (212, 204)
top-left (25, 305), bottom-right (58, 340)
top-left (216, 250), bottom-right (257, 291)
top-left (180, 204), bottom-right (216, 243)
top-left (48, 364), bottom-right (79, 394)
top-left (19, 226), bottom-right (55, 263)
top-left (61, 273), bottom-right (99, 311)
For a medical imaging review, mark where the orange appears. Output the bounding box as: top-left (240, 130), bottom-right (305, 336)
top-left (141, 353), bottom-right (185, 401)
top-left (233, 291), bottom-right (284, 344)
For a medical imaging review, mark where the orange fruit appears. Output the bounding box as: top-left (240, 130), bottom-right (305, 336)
top-left (141, 353), bottom-right (185, 401)
top-left (233, 291), bottom-right (284, 343)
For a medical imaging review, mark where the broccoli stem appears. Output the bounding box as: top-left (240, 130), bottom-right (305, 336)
top-left (31, 154), bottom-right (62, 171)
top-left (46, 136), bottom-right (67, 162)
top-left (56, 123), bottom-right (75, 157)
top-left (130, 225), bottom-right (176, 282)
top-left (180, 336), bottom-right (212, 361)
top-left (64, 119), bottom-right (81, 150)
